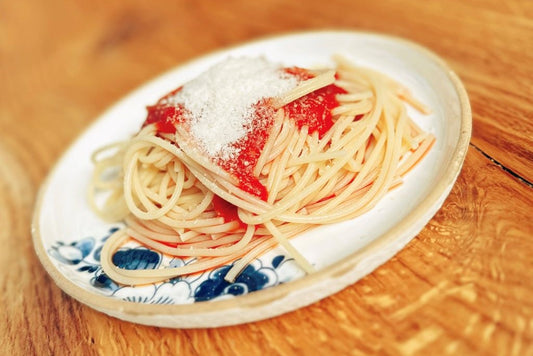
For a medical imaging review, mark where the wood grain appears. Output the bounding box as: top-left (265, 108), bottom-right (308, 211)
top-left (1, 0), bottom-right (532, 355)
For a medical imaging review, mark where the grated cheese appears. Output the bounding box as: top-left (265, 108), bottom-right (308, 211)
top-left (168, 57), bottom-right (298, 160)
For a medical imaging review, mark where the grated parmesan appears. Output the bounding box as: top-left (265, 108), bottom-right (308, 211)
top-left (167, 57), bottom-right (298, 160)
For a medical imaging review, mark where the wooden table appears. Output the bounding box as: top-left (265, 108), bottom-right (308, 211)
top-left (1, 1), bottom-right (532, 354)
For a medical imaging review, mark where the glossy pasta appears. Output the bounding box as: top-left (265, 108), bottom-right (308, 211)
top-left (89, 56), bottom-right (434, 285)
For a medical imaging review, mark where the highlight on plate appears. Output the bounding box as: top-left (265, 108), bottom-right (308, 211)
top-left (89, 55), bottom-right (435, 286)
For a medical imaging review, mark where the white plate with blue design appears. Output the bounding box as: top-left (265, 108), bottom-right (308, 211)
top-left (32, 30), bottom-right (471, 328)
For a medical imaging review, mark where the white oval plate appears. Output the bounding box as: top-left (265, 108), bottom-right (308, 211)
top-left (32, 30), bottom-right (471, 328)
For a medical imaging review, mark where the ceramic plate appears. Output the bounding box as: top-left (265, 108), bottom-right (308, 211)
top-left (32, 30), bottom-right (471, 328)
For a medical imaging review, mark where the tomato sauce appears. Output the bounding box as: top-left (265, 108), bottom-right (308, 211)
top-left (141, 69), bottom-right (346, 212)
top-left (283, 66), bottom-right (315, 80)
top-left (211, 195), bottom-right (246, 227)
top-left (216, 99), bottom-right (274, 201)
top-left (284, 84), bottom-right (347, 138)
top-left (144, 104), bottom-right (186, 134)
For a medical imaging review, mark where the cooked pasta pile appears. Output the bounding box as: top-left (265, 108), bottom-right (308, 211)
top-left (89, 56), bottom-right (434, 285)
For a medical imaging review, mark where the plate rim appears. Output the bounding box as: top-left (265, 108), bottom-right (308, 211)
top-left (31, 29), bottom-right (472, 326)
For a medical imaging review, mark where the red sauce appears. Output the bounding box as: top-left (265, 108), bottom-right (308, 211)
top-left (284, 84), bottom-right (347, 138)
top-left (217, 99), bottom-right (274, 201)
top-left (283, 67), bottom-right (315, 80)
top-left (142, 87), bottom-right (185, 133)
top-left (141, 70), bottom-right (346, 207)
top-left (144, 104), bottom-right (186, 133)
top-left (211, 195), bottom-right (245, 227)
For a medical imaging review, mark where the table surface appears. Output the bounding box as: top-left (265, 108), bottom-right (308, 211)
top-left (1, 0), bottom-right (532, 355)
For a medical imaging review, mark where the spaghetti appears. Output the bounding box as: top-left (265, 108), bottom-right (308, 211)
top-left (89, 56), bottom-right (435, 285)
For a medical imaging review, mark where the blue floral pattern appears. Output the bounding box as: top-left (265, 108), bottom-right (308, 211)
top-left (48, 227), bottom-right (304, 305)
